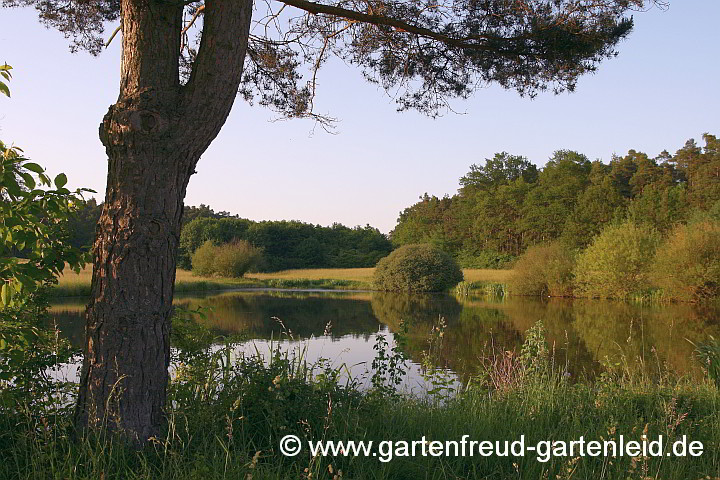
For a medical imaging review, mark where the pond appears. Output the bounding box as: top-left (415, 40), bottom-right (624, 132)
top-left (49, 290), bottom-right (720, 391)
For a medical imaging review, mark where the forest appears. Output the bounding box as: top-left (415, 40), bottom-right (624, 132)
top-left (64, 133), bottom-right (719, 275)
top-left (65, 201), bottom-right (393, 271)
top-left (391, 133), bottom-right (720, 268)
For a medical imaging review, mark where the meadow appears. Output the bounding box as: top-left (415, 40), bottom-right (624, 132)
top-left (52, 266), bottom-right (513, 297)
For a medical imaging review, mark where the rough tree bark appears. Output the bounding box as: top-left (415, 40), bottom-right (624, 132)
top-left (74, 0), bottom-right (254, 441)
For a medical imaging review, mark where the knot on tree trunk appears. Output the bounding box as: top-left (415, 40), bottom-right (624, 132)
top-left (100, 89), bottom-right (177, 148)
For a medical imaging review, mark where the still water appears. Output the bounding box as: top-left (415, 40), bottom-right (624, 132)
top-left (49, 290), bottom-right (720, 389)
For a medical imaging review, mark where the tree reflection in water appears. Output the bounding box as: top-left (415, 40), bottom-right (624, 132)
top-left (49, 291), bottom-right (720, 383)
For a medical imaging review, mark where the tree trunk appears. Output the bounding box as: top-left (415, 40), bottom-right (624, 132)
top-left (75, 0), bottom-right (253, 441)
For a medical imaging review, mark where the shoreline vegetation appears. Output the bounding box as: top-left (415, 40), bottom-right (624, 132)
top-left (50, 266), bottom-right (513, 298)
top-left (50, 134), bottom-right (720, 305)
top-left (51, 265), bottom-right (714, 305)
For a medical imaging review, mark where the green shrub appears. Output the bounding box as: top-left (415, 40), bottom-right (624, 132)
top-left (518, 320), bottom-right (550, 376)
top-left (373, 244), bottom-right (463, 292)
top-left (178, 217), bottom-right (252, 269)
top-left (509, 242), bottom-right (575, 296)
top-left (1, 135), bottom-right (87, 410)
top-left (573, 221), bottom-right (660, 299)
top-left (190, 240), bottom-right (217, 276)
top-left (650, 219), bottom-right (720, 301)
top-left (191, 240), bottom-right (263, 278)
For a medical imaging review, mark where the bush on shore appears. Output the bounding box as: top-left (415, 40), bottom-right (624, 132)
top-left (373, 244), bottom-right (464, 292)
top-left (191, 240), bottom-right (264, 277)
top-left (509, 242), bottom-right (575, 297)
top-left (650, 218), bottom-right (720, 302)
top-left (573, 221), bottom-right (660, 299)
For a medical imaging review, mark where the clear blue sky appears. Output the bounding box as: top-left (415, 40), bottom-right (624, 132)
top-left (1, 1), bottom-right (718, 233)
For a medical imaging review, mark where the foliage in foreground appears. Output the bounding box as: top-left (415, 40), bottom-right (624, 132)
top-left (373, 244), bottom-right (464, 293)
top-left (0, 141), bottom-right (90, 307)
top-left (1, 134), bottom-right (88, 411)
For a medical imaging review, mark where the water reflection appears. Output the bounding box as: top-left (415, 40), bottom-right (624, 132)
top-left (49, 290), bottom-right (720, 383)
top-left (177, 290), bottom-right (380, 339)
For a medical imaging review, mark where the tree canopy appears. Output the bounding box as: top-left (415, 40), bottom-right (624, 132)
top-left (6, 0), bottom-right (662, 118)
top-left (392, 132), bottom-right (720, 266)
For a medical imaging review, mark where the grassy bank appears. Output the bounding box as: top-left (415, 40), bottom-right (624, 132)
top-left (51, 265), bottom-right (267, 297)
top-left (3, 308), bottom-right (719, 480)
top-left (52, 266), bottom-right (514, 297)
top-left (2, 350), bottom-right (719, 479)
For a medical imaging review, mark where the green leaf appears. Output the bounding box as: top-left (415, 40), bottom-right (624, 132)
top-left (15, 273), bottom-right (35, 290)
top-left (2, 172), bottom-right (21, 190)
top-left (1, 283), bottom-right (11, 307)
top-left (54, 173), bottom-right (67, 188)
top-left (0, 82), bottom-right (9, 98)
top-left (23, 162), bottom-right (44, 174)
top-left (5, 183), bottom-right (21, 198)
top-left (19, 172), bottom-right (35, 190)
top-left (2, 216), bottom-right (21, 228)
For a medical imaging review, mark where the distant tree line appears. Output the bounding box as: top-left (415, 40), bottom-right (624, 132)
top-left (65, 202), bottom-right (392, 272)
top-left (178, 218), bottom-right (392, 271)
top-left (392, 133), bottom-right (720, 268)
top-left (64, 133), bottom-right (719, 274)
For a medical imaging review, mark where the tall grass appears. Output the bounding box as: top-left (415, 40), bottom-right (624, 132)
top-left (462, 268), bottom-right (514, 284)
top-left (457, 281), bottom-right (508, 299)
top-left (51, 264), bottom-right (94, 297)
top-left (2, 317), bottom-right (719, 479)
top-left (693, 335), bottom-right (720, 388)
top-left (6, 377), bottom-right (717, 479)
